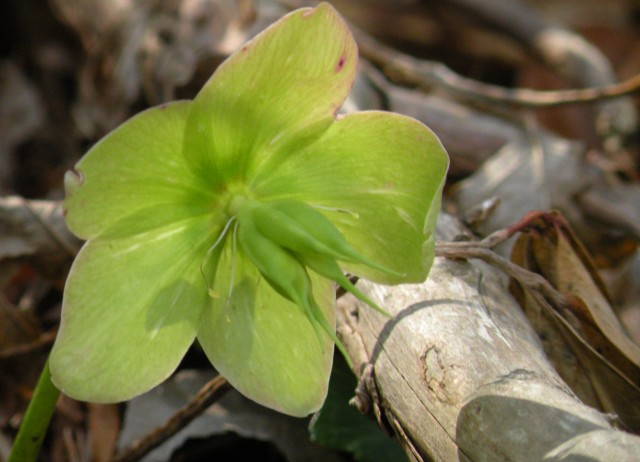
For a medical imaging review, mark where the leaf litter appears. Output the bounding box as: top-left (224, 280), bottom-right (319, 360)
top-left (2, 0), bottom-right (640, 460)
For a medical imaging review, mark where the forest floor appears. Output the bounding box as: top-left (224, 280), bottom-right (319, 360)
top-left (1, 0), bottom-right (639, 461)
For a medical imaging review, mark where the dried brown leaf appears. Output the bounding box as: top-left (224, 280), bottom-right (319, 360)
top-left (455, 134), bottom-right (587, 237)
top-left (511, 213), bottom-right (640, 431)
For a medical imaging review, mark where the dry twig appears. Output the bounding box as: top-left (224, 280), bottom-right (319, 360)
top-left (0, 330), bottom-right (56, 359)
top-left (113, 375), bottom-right (231, 462)
top-left (435, 211), bottom-right (574, 312)
top-left (355, 27), bottom-right (640, 108)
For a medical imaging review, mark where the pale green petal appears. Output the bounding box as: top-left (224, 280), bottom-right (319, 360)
top-left (64, 101), bottom-right (216, 240)
top-left (197, 240), bottom-right (335, 417)
top-left (253, 111), bottom-right (449, 284)
top-left (184, 3), bottom-right (357, 187)
top-left (50, 215), bottom-right (215, 402)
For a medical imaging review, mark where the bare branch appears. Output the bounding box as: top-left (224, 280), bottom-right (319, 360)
top-left (355, 27), bottom-right (640, 109)
top-left (113, 375), bottom-right (232, 462)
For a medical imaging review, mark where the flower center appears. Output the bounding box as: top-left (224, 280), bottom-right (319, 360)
top-left (227, 194), bottom-right (248, 217)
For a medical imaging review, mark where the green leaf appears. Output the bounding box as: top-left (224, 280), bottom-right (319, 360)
top-left (63, 101), bottom-right (217, 240)
top-left (49, 215), bottom-right (213, 402)
top-left (254, 111), bottom-right (449, 284)
top-left (197, 238), bottom-right (335, 417)
top-left (184, 3), bottom-right (357, 187)
top-left (310, 355), bottom-right (408, 462)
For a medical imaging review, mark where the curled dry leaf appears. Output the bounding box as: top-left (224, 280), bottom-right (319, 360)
top-left (577, 177), bottom-right (640, 242)
top-left (510, 212), bottom-right (640, 432)
top-left (601, 253), bottom-right (640, 346)
top-left (0, 196), bottom-right (81, 281)
top-left (454, 132), bottom-right (587, 239)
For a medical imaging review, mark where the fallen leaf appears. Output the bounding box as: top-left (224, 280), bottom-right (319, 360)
top-left (117, 370), bottom-right (347, 462)
top-left (454, 133), bottom-right (587, 238)
top-left (511, 212), bottom-right (640, 431)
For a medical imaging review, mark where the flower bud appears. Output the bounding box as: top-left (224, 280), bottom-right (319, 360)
top-left (266, 200), bottom-right (403, 277)
top-left (235, 199), bottom-right (349, 360)
top-left (250, 201), bottom-right (338, 258)
top-left (297, 252), bottom-right (390, 317)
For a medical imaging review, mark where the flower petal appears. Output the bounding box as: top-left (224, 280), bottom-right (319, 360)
top-left (184, 3), bottom-right (357, 187)
top-left (64, 101), bottom-right (217, 240)
top-left (253, 111), bottom-right (449, 284)
top-left (49, 216), bottom-right (214, 402)
top-left (197, 241), bottom-right (335, 417)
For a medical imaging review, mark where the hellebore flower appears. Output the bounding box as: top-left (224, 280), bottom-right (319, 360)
top-left (49, 3), bottom-right (449, 416)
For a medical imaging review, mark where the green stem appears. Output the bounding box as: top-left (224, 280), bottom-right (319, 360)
top-left (8, 357), bottom-right (60, 462)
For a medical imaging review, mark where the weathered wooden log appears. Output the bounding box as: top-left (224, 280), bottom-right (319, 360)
top-left (336, 215), bottom-right (640, 461)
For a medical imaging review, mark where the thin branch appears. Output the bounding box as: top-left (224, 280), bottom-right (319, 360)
top-left (113, 375), bottom-right (232, 462)
top-left (355, 26), bottom-right (640, 108)
top-left (435, 211), bottom-right (572, 312)
top-left (0, 330), bottom-right (56, 359)
top-left (435, 242), bottom-right (569, 312)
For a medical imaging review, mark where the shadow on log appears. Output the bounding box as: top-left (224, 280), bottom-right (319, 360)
top-left (336, 214), bottom-right (640, 462)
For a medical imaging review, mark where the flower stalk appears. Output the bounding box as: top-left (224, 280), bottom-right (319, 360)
top-left (8, 358), bottom-right (59, 462)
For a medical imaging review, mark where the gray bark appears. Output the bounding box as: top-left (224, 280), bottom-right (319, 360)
top-left (336, 215), bottom-right (640, 461)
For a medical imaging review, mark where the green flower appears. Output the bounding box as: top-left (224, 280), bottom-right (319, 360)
top-left (49, 3), bottom-right (448, 416)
